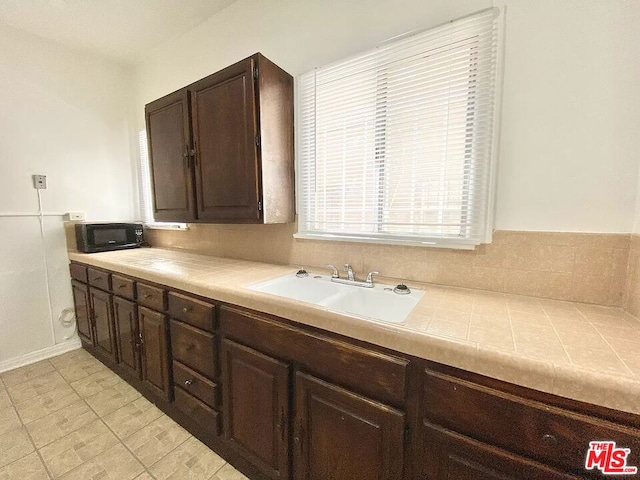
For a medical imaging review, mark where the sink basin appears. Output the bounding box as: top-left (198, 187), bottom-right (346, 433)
top-left (248, 273), bottom-right (424, 324)
top-left (249, 274), bottom-right (345, 304)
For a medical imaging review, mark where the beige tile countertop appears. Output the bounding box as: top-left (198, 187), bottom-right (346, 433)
top-left (68, 247), bottom-right (640, 416)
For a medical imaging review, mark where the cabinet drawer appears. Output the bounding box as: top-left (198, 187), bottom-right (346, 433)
top-left (69, 263), bottom-right (87, 283)
top-left (422, 368), bottom-right (640, 473)
top-left (171, 320), bottom-right (217, 379)
top-left (88, 268), bottom-right (111, 291)
top-left (173, 361), bottom-right (218, 409)
top-left (112, 274), bottom-right (135, 300)
top-left (168, 292), bottom-right (215, 332)
top-left (137, 282), bottom-right (167, 311)
top-left (174, 386), bottom-right (221, 436)
top-left (421, 421), bottom-right (580, 480)
top-left (220, 305), bottom-right (408, 407)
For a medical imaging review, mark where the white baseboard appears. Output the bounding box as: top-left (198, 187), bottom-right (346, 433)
top-left (0, 338), bottom-right (82, 374)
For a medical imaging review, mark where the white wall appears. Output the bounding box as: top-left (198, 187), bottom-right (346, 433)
top-left (0, 23), bottom-right (136, 367)
top-left (134, 0), bottom-right (640, 234)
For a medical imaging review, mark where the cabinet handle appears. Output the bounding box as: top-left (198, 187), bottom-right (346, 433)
top-left (541, 434), bottom-right (558, 447)
top-left (279, 407), bottom-right (285, 442)
top-left (182, 307), bottom-right (191, 313)
top-left (143, 294), bottom-right (153, 299)
top-left (294, 419), bottom-right (304, 454)
top-left (118, 284), bottom-right (127, 289)
top-left (184, 379), bottom-right (193, 386)
top-left (94, 276), bottom-right (102, 281)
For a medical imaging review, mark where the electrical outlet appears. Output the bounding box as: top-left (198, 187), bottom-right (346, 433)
top-left (66, 212), bottom-right (85, 221)
top-left (33, 174), bottom-right (47, 189)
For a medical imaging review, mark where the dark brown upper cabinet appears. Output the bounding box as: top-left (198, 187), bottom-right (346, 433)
top-left (145, 53), bottom-right (294, 224)
top-left (145, 90), bottom-right (195, 222)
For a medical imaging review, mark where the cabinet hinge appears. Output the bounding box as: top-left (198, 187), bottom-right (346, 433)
top-left (253, 67), bottom-right (258, 79)
top-left (404, 426), bottom-right (410, 445)
top-left (255, 135), bottom-right (261, 147)
top-left (258, 201), bottom-right (263, 211)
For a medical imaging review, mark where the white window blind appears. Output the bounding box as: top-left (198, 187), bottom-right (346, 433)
top-left (297, 8), bottom-right (501, 248)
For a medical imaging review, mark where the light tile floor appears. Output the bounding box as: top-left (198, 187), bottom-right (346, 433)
top-left (0, 348), bottom-right (249, 480)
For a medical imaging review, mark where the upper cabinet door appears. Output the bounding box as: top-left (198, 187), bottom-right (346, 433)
top-left (190, 58), bottom-right (261, 222)
top-left (145, 90), bottom-right (196, 223)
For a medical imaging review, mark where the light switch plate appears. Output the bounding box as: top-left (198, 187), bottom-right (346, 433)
top-left (33, 174), bottom-right (47, 189)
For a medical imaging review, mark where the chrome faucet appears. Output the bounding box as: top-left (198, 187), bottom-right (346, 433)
top-left (344, 264), bottom-right (355, 281)
top-left (325, 263), bottom-right (379, 288)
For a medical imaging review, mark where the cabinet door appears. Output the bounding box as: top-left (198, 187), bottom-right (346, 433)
top-left (90, 288), bottom-right (117, 363)
top-left (294, 372), bottom-right (405, 480)
top-left (113, 296), bottom-right (140, 379)
top-left (419, 422), bottom-right (580, 480)
top-left (221, 339), bottom-right (290, 480)
top-left (145, 89), bottom-right (196, 222)
top-left (139, 306), bottom-right (172, 401)
top-left (71, 280), bottom-right (93, 345)
top-left (191, 57), bottom-right (261, 222)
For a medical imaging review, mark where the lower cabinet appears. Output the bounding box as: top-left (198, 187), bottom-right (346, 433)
top-left (68, 261), bottom-right (640, 480)
top-left (293, 372), bottom-right (405, 480)
top-left (420, 422), bottom-right (579, 480)
top-left (89, 287), bottom-right (117, 363)
top-left (139, 306), bottom-right (172, 401)
top-left (219, 338), bottom-right (406, 480)
top-left (221, 339), bottom-right (290, 480)
top-left (113, 296), bottom-right (140, 379)
top-left (71, 280), bottom-right (92, 345)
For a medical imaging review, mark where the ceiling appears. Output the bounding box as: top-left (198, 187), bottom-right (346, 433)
top-left (0, 0), bottom-right (238, 65)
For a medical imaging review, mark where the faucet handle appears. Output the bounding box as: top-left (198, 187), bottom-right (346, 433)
top-left (365, 271), bottom-right (380, 284)
top-left (326, 264), bottom-right (339, 279)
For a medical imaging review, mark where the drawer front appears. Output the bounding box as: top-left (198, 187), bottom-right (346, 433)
top-left (422, 368), bottom-right (640, 473)
top-left (112, 274), bottom-right (135, 300)
top-left (168, 292), bottom-right (215, 332)
top-left (171, 320), bottom-right (217, 379)
top-left (220, 305), bottom-right (408, 407)
top-left (69, 263), bottom-right (87, 283)
top-left (173, 361), bottom-right (218, 409)
top-left (421, 421), bottom-right (580, 480)
top-left (137, 282), bottom-right (167, 311)
top-left (174, 386), bottom-right (221, 436)
top-left (88, 268), bottom-right (111, 291)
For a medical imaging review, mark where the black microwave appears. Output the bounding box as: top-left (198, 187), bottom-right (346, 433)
top-left (75, 223), bottom-right (144, 253)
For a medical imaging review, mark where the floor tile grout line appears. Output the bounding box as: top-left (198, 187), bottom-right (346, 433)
top-left (74, 384), bottom-right (149, 478)
top-left (143, 433), bottom-right (194, 472)
top-left (20, 410), bottom-right (55, 480)
top-left (0, 360), bottom-right (57, 391)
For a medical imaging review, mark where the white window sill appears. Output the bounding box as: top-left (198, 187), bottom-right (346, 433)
top-left (293, 232), bottom-right (479, 250)
top-left (143, 222), bottom-right (189, 231)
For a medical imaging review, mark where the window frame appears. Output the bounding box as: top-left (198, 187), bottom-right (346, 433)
top-left (294, 8), bottom-right (504, 250)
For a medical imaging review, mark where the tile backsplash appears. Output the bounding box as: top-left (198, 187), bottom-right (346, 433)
top-left (624, 235), bottom-right (640, 317)
top-left (142, 223), bottom-right (631, 308)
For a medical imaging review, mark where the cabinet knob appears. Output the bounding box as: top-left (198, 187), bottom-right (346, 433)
top-left (182, 307), bottom-right (191, 313)
top-left (184, 380), bottom-right (193, 386)
top-left (185, 343), bottom-right (195, 351)
top-left (541, 434), bottom-right (558, 447)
